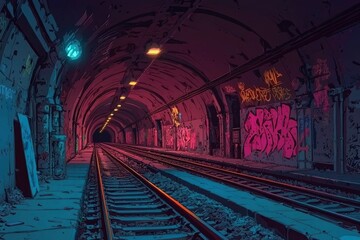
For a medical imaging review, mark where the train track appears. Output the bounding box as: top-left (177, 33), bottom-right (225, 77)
top-left (103, 144), bottom-right (360, 231)
top-left (78, 146), bottom-right (225, 240)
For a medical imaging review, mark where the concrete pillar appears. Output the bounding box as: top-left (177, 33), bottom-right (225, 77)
top-left (51, 134), bottom-right (66, 179)
top-left (49, 104), bottom-right (66, 178)
top-left (217, 113), bottom-right (225, 157)
top-left (36, 103), bottom-right (51, 175)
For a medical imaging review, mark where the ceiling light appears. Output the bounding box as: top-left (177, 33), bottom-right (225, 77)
top-left (108, 117), bottom-right (112, 120)
top-left (65, 39), bottom-right (82, 60)
top-left (114, 108), bottom-right (118, 111)
top-left (120, 96), bottom-right (126, 100)
top-left (146, 43), bottom-right (161, 56)
top-left (110, 113), bottom-right (114, 116)
top-left (117, 104), bottom-right (121, 108)
top-left (129, 80), bottom-right (137, 86)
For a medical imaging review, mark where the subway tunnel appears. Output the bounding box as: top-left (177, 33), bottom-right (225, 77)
top-left (1, 1), bottom-right (360, 239)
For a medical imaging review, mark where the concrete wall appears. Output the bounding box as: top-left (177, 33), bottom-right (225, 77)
top-left (0, 20), bottom-right (37, 200)
top-left (0, 1), bottom-right (60, 200)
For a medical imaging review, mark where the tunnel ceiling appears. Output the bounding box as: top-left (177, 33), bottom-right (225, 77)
top-left (48, 0), bottom-right (359, 133)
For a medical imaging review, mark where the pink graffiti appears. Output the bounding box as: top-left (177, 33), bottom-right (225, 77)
top-left (223, 85), bottom-right (237, 94)
top-left (244, 104), bottom-right (298, 159)
top-left (164, 127), bottom-right (174, 148)
top-left (177, 125), bottom-right (197, 150)
top-left (313, 89), bottom-right (330, 112)
top-left (297, 128), bottom-right (310, 153)
top-left (312, 59), bottom-right (330, 90)
top-left (312, 59), bottom-right (330, 113)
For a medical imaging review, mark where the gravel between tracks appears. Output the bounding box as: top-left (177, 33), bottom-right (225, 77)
top-left (122, 157), bottom-right (284, 240)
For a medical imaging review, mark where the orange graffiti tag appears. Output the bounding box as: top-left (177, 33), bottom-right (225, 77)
top-left (238, 67), bottom-right (291, 103)
top-left (263, 67), bottom-right (283, 87)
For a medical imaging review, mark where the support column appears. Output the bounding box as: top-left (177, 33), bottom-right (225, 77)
top-left (330, 87), bottom-right (345, 174)
top-left (36, 102), bottom-right (51, 175)
top-left (217, 113), bottom-right (225, 157)
top-left (50, 104), bottom-right (66, 179)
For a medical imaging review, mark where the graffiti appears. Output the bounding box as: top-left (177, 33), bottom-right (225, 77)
top-left (312, 59), bottom-right (330, 88)
top-left (346, 115), bottom-right (360, 172)
top-left (313, 89), bottom-right (330, 112)
top-left (238, 67), bottom-right (291, 103)
top-left (23, 55), bottom-right (34, 76)
top-left (177, 124), bottom-right (197, 150)
top-left (312, 58), bottom-right (330, 112)
top-left (0, 85), bottom-right (16, 100)
top-left (171, 106), bottom-right (181, 127)
top-left (164, 126), bottom-right (174, 148)
top-left (243, 104), bottom-right (297, 159)
top-left (263, 68), bottom-right (283, 87)
top-left (223, 85), bottom-right (237, 94)
top-left (238, 82), bottom-right (271, 102)
top-left (297, 128), bottom-right (310, 153)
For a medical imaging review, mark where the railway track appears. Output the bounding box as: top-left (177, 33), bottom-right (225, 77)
top-left (103, 144), bottom-right (360, 232)
top-left (78, 146), bottom-right (225, 240)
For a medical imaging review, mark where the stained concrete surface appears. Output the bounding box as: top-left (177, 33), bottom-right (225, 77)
top-left (0, 148), bottom-right (91, 240)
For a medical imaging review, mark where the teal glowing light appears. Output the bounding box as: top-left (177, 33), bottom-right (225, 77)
top-left (65, 40), bottom-right (82, 60)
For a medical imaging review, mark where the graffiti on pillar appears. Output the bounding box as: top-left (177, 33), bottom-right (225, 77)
top-left (0, 85), bottom-right (16, 100)
top-left (164, 126), bottom-right (174, 149)
top-left (243, 104), bottom-right (297, 159)
top-left (23, 55), bottom-right (34, 76)
top-left (298, 116), bottom-right (310, 153)
top-left (312, 58), bottom-right (330, 112)
top-left (171, 106), bottom-right (181, 127)
top-left (238, 67), bottom-right (291, 104)
top-left (177, 123), bottom-right (197, 150)
top-left (346, 94), bottom-right (360, 172)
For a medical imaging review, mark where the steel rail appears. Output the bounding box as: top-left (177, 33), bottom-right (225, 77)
top-left (100, 145), bottom-right (226, 240)
top-left (94, 147), bottom-right (114, 240)
top-left (112, 144), bottom-right (360, 230)
top-left (126, 146), bottom-right (360, 208)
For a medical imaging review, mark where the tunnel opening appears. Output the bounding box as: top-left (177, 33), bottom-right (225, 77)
top-left (93, 129), bottom-right (112, 143)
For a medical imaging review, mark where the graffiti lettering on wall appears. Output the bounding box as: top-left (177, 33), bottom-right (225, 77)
top-left (177, 123), bottom-right (197, 150)
top-left (171, 106), bottom-right (181, 127)
top-left (244, 104), bottom-right (297, 159)
top-left (0, 85), bottom-right (16, 100)
top-left (312, 58), bottom-right (330, 112)
top-left (238, 68), bottom-right (291, 103)
top-left (164, 126), bottom-right (174, 148)
top-left (222, 85), bottom-right (237, 94)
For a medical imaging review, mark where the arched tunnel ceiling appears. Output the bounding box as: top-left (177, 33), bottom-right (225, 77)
top-left (50, 0), bottom-right (359, 133)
